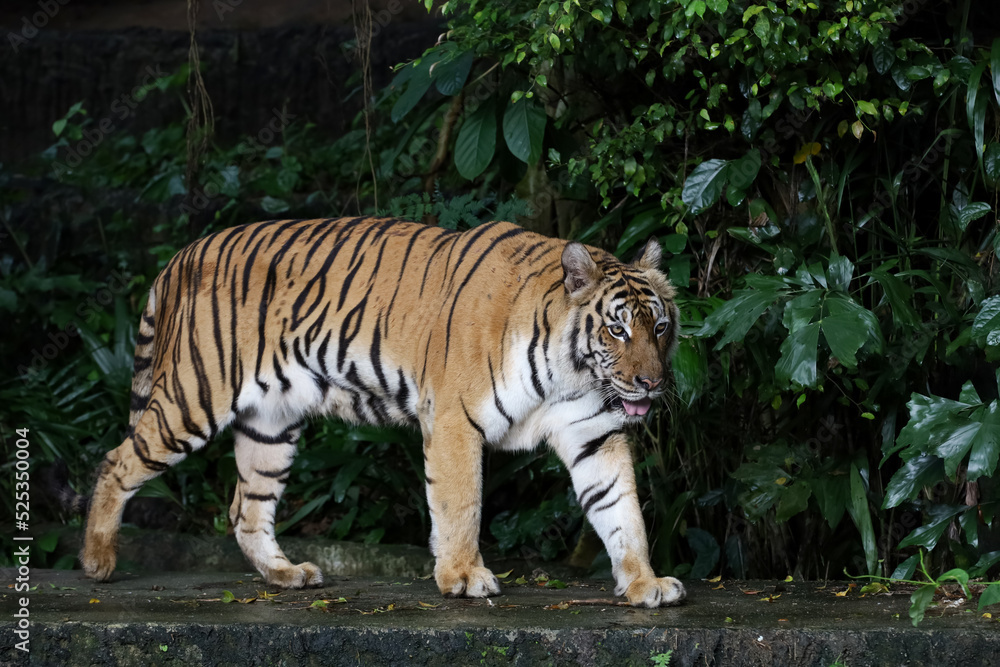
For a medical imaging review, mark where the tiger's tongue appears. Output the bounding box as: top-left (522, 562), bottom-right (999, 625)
top-left (622, 398), bottom-right (652, 416)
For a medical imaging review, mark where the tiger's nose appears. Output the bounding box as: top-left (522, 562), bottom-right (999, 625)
top-left (636, 376), bottom-right (662, 391)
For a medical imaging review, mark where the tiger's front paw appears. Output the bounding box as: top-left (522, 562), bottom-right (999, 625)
top-left (435, 564), bottom-right (501, 598)
top-left (264, 561), bottom-right (324, 589)
top-left (81, 533), bottom-right (117, 582)
top-left (624, 576), bottom-right (686, 608)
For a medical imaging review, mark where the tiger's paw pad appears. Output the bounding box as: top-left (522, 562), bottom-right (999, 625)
top-left (265, 562), bottom-right (324, 589)
top-left (438, 566), bottom-right (501, 598)
top-left (625, 576), bottom-right (686, 608)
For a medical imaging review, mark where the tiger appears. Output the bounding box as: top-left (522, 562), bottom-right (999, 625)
top-left (80, 216), bottom-right (686, 607)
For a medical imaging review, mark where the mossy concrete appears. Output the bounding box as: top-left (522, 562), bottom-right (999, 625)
top-left (3, 567), bottom-right (999, 666)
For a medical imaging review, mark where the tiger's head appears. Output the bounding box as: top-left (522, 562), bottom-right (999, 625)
top-left (562, 238), bottom-right (679, 420)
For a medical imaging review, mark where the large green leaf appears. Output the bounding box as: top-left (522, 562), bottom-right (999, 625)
top-left (775, 321), bottom-right (820, 387)
top-left (898, 504), bottom-right (965, 550)
top-left (391, 55), bottom-right (440, 123)
top-left (502, 98), bottom-right (546, 164)
top-left (847, 463), bottom-right (877, 575)
top-left (681, 159), bottom-right (730, 213)
top-left (821, 296), bottom-right (875, 368)
top-left (811, 472), bottom-right (849, 530)
top-left (686, 527), bottom-right (721, 579)
top-left (972, 295), bottom-right (1000, 348)
top-left (991, 36), bottom-right (1000, 108)
top-left (883, 454), bottom-right (944, 508)
top-left (433, 50), bottom-right (474, 96)
top-left (957, 201), bottom-right (992, 231)
top-left (672, 337), bottom-right (708, 407)
top-left (909, 584), bottom-right (937, 627)
top-left (782, 290), bottom-right (822, 333)
top-left (979, 583), bottom-right (1000, 611)
top-left (454, 100), bottom-right (497, 180)
top-left (698, 287), bottom-right (783, 349)
top-left (967, 60), bottom-right (988, 167)
top-left (728, 148), bottom-right (761, 190)
top-left (775, 481), bottom-right (811, 522)
top-left (615, 208), bottom-right (668, 257)
top-left (985, 142), bottom-right (1000, 185)
top-left (967, 401), bottom-right (1000, 481)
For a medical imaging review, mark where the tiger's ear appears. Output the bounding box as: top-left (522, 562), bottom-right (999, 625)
top-left (562, 242), bottom-right (600, 298)
top-left (633, 237), bottom-right (662, 271)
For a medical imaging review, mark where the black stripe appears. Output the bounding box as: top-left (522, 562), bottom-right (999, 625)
top-left (245, 492), bottom-right (278, 502)
top-left (581, 475), bottom-right (619, 514)
top-left (488, 357), bottom-right (513, 425)
top-left (572, 430), bottom-right (620, 466)
top-left (460, 399), bottom-right (487, 442)
top-left (133, 356), bottom-right (152, 372)
top-left (257, 464), bottom-right (294, 478)
top-left (136, 331), bottom-right (154, 346)
top-left (234, 421), bottom-right (301, 445)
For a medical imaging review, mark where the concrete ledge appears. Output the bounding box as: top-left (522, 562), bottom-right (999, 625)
top-left (3, 569), bottom-right (999, 666)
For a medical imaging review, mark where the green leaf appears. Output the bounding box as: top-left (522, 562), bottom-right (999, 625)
top-left (276, 492), bottom-right (332, 536)
top-left (728, 148), bottom-right (761, 191)
top-left (847, 463), bottom-right (877, 575)
top-left (502, 98), bottom-right (547, 164)
top-left (967, 402), bottom-right (1000, 482)
top-left (970, 550), bottom-right (1000, 578)
top-left (958, 202), bottom-right (991, 231)
top-left (898, 504), bottom-right (965, 551)
top-left (681, 159), bottom-right (730, 213)
top-left (811, 473), bottom-right (849, 530)
top-left (775, 322), bottom-right (820, 387)
top-left (872, 40), bottom-right (896, 75)
top-left (979, 583), bottom-right (1000, 611)
top-left (883, 455), bottom-right (943, 508)
top-left (973, 296), bottom-right (1000, 348)
top-left (52, 118), bottom-right (68, 137)
top-left (909, 584), bottom-right (937, 627)
top-left (391, 53), bottom-right (442, 123)
top-left (891, 554), bottom-right (919, 581)
top-left (991, 37), bottom-right (1000, 108)
top-left (857, 100), bottom-right (878, 116)
top-left (221, 590), bottom-right (236, 603)
top-left (967, 60), bottom-right (988, 167)
top-left (985, 142), bottom-right (1000, 185)
top-left (775, 481), bottom-right (811, 522)
top-left (698, 288), bottom-right (782, 349)
top-left (825, 254), bottom-right (854, 292)
top-left (615, 209), bottom-right (666, 258)
top-left (454, 100), bottom-right (497, 180)
top-left (261, 196), bottom-right (290, 214)
top-left (686, 527), bottom-right (720, 579)
top-left (433, 51), bottom-right (474, 96)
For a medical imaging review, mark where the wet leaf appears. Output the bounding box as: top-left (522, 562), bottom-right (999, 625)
top-left (418, 601), bottom-right (441, 608)
top-left (545, 601), bottom-right (571, 610)
top-left (221, 590), bottom-right (236, 604)
top-left (708, 575), bottom-right (722, 583)
top-left (546, 579), bottom-right (568, 589)
top-left (713, 584), bottom-right (726, 590)
top-left (909, 584), bottom-right (938, 626)
top-left (978, 583), bottom-right (1000, 611)
top-left (495, 569), bottom-right (514, 580)
top-left (515, 576), bottom-right (529, 585)
top-left (681, 159), bottom-right (730, 213)
top-left (89, 598), bottom-right (100, 604)
top-left (310, 599), bottom-right (328, 609)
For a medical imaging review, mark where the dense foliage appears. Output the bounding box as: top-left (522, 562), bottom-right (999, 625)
top-left (2, 0), bottom-right (999, 616)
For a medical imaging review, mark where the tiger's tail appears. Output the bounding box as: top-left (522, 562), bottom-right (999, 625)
top-left (126, 287), bottom-right (157, 439)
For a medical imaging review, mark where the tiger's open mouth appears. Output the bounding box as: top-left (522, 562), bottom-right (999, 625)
top-left (621, 397), bottom-right (653, 417)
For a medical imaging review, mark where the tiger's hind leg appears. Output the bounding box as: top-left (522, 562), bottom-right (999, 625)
top-left (228, 417), bottom-right (322, 589)
top-left (81, 400), bottom-right (217, 581)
